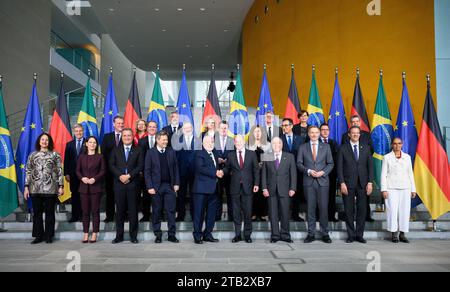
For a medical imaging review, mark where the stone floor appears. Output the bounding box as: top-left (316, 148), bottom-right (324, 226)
top-left (0, 239), bottom-right (449, 272)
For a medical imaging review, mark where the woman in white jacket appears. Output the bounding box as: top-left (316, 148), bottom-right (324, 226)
top-left (381, 137), bottom-right (417, 243)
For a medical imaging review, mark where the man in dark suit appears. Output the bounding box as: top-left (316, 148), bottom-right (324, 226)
top-left (172, 122), bottom-right (201, 222)
top-left (101, 115), bottom-right (125, 222)
top-left (281, 118), bottom-right (305, 222)
top-left (162, 111), bottom-right (182, 147)
top-left (261, 137), bottom-right (297, 243)
top-left (222, 135), bottom-right (260, 243)
top-left (341, 115), bottom-right (375, 222)
top-left (192, 135), bottom-right (222, 244)
top-left (320, 123), bottom-right (339, 222)
top-left (337, 126), bottom-right (374, 244)
top-left (144, 130), bottom-right (180, 243)
top-left (64, 124), bottom-right (83, 223)
top-left (260, 111), bottom-right (279, 143)
top-left (297, 126), bottom-right (334, 244)
top-left (137, 121), bottom-right (158, 222)
top-left (215, 121), bottom-right (235, 221)
top-left (109, 128), bottom-right (143, 244)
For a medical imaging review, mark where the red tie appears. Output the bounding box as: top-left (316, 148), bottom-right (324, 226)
top-left (239, 151), bottom-right (244, 169)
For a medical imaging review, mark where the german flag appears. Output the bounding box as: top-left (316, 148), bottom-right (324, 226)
top-left (284, 65), bottom-right (301, 125)
top-left (49, 73), bottom-right (72, 203)
top-left (351, 69), bottom-right (370, 132)
top-left (414, 76), bottom-right (450, 219)
top-left (201, 65), bottom-right (222, 131)
top-left (124, 71), bottom-right (142, 133)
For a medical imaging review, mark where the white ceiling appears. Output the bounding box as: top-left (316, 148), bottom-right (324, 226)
top-left (90, 0), bottom-right (254, 80)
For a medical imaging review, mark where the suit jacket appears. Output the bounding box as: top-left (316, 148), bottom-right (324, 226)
top-left (321, 137), bottom-right (339, 173)
top-left (108, 144), bottom-right (143, 190)
top-left (76, 154), bottom-right (106, 194)
top-left (281, 134), bottom-right (304, 159)
top-left (297, 141), bottom-right (334, 187)
top-left (174, 135), bottom-right (202, 178)
top-left (261, 152), bottom-right (297, 197)
top-left (64, 139), bottom-right (82, 177)
top-left (101, 132), bottom-right (123, 171)
top-left (163, 124), bottom-right (183, 147)
top-left (337, 143), bottom-right (374, 189)
top-left (144, 147), bottom-right (180, 192)
top-left (341, 130), bottom-right (374, 154)
top-left (223, 150), bottom-right (260, 195)
top-left (293, 124), bottom-right (309, 142)
top-left (138, 135), bottom-right (156, 153)
top-left (192, 150), bottom-right (219, 194)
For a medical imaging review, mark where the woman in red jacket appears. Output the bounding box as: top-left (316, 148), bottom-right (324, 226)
top-left (76, 136), bottom-right (106, 243)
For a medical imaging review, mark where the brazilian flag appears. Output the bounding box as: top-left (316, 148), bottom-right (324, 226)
top-left (77, 77), bottom-right (98, 138)
top-left (371, 72), bottom-right (394, 188)
top-left (307, 66), bottom-right (325, 127)
top-left (228, 67), bottom-right (250, 139)
top-left (0, 78), bottom-right (18, 217)
top-left (147, 69), bottom-right (168, 131)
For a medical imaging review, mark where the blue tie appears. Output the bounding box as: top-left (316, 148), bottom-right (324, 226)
top-left (76, 139), bottom-right (82, 155)
top-left (287, 136), bottom-right (292, 151)
top-left (125, 147), bottom-right (130, 162)
top-left (353, 145), bottom-right (359, 161)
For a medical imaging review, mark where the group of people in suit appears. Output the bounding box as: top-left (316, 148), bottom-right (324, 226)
top-left (25, 109), bottom-right (417, 245)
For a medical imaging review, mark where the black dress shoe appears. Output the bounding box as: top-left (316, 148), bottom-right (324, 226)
top-left (104, 218), bottom-right (114, 223)
top-left (270, 239), bottom-right (279, 243)
top-left (175, 217), bottom-right (185, 222)
top-left (155, 237), bottom-right (162, 244)
top-left (168, 236), bottom-right (179, 243)
top-left (292, 215), bottom-right (304, 222)
top-left (68, 218), bottom-right (79, 223)
top-left (304, 235), bottom-right (315, 243)
top-left (399, 235), bottom-right (410, 244)
top-left (322, 235), bottom-right (332, 244)
top-left (31, 238), bottom-right (43, 245)
top-left (139, 217), bottom-right (150, 223)
top-left (392, 236), bottom-right (399, 243)
top-left (203, 237), bottom-right (219, 243)
top-left (366, 217), bottom-right (375, 223)
top-left (232, 236), bottom-right (242, 243)
top-left (111, 238), bottom-right (123, 244)
top-left (329, 217), bottom-right (339, 223)
top-left (245, 238), bottom-right (253, 243)
top-left (131, 239), bottom-right (139, 244)
top-left (356, 237), bottom-right (367, 244)
top-left (346, 238), bottom-right (354, 243)
top-left (281, 239), bottom-right (294, 243)
top-left (46, 238), bottom-right (53, 244)
top-left (194, 239), bottom-right (203, 244)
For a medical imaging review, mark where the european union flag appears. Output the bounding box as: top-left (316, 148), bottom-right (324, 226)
top-left (328, 70), bottom-right (348, 145)
top-left (255, 66), bottom-right (274, 125)
top-left (100, 72), bottom-right (119, 144)
top-left (395, 74), bottom-right (420, 207)
top-left (177, 69), bottom-right (195, 133)
top-left (15, 77), bottom-right (43, 211)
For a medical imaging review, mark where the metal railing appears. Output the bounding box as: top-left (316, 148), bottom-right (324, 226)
top-left (50, 30), bottom-right (100, 82)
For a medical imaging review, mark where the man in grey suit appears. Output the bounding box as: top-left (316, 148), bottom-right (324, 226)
top-left (261, 137), bottom-right (297, 243)
top-left (297, 126), bottom-right (334, 244)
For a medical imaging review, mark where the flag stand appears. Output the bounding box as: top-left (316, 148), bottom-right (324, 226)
top-left (426, 220), bottom-right (443, 232)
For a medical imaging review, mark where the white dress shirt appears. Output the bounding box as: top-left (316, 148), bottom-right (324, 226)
top-left (380, 151), bottom-right (416, 192)
top-left (236, 148), bottom-right (246, 163)
top-left (350, 141), bottom-right (360, 159)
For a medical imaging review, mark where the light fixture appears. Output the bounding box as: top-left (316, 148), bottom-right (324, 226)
top-left (154, 8), bottom-right (160, 12)
top-left (177, 8), bottom-right (183, 11)
top-left (200, 8), bottom-right (206, 11)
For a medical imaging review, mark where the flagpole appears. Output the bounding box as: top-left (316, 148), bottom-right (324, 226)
top-left (0, 75), bottom-right (7, 232)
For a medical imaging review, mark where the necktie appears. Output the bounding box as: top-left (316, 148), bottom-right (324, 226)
top-left (275, 154), bottom-right (280, 170)
top-left (160, 148), bottom-right (165, 154)
top-left (324, 138), bottom-right (328, 144)
top-left (115, 134), bottom-right (120, 146)
top-left (239, 151), bottom-right (244, 169)
top-left (287, 136), bottom-right (292, 151)
top-left (209, 152), bottom-right (216, 168)
top-left (76, 139), bottom-right (82, 155)
top-left (173, 127), bottom-right (177, 134)
top-left (268, 127), bottom-right (272, 141)
top-left (353, 144), bottom-right (359, 161)
top-left (222, 137), bottom-right (226, 152)
top-left (149, 136), bottom-right (154, 148)
top-left (312, 143), bottom-right (317, 161)
top-left (125, 147), bottom-right (130, 162)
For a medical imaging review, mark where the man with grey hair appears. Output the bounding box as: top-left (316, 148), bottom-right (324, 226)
top-left (64, 124), bottom-right (84, 223)
top-left (262, 137), bottom-right (297, 243)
